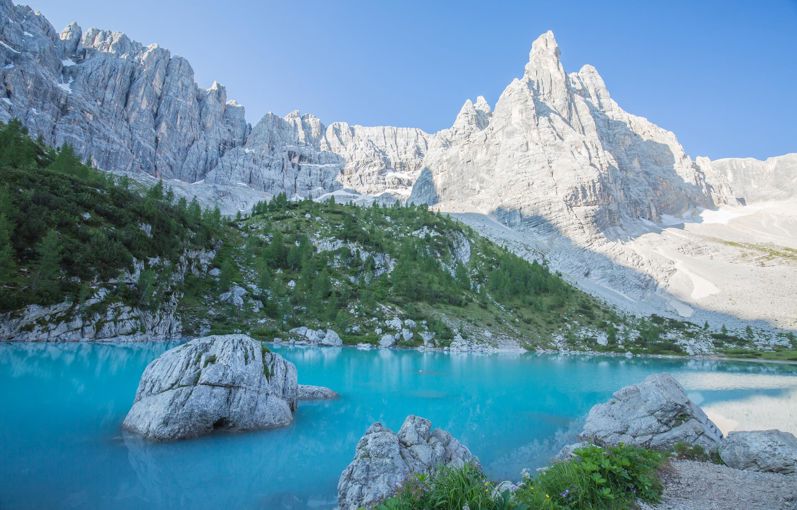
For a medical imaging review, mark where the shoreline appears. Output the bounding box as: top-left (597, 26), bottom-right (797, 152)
top-left (1, 337), bottom-right (796, 367)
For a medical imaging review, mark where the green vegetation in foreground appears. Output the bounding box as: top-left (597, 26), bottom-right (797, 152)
top-left (378, 444), bottom-right (665, 510)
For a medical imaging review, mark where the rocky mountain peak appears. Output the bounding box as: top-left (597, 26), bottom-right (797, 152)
top-left (569, 64), bottom-right (614, 113)
top-left (524, 30), bottom-right (570, 113)
top-left (59, 22), bottom-right (81, 55)
top-left (452, 96), bottom-right (491, 132)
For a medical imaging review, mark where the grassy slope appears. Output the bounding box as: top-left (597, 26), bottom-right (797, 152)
top-left (189, 198), bottom-right (626, 349)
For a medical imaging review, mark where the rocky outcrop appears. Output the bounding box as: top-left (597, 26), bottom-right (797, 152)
top-left (719, 430), bottom-right (797, 474)
top-left (288, 326), bottom-right (343, 346)
top-left (0, 298), bottom-right (181, 341)
top-left (579, 373), bottom-right (723, 450)
top-left (122, 334), bottom-right (297, 441)
top-left (219, 285), bottom-right (247, 308)
top-left (297, 384), bottom-right (338, 400)
top-left (337, 415), bottom-right (478, 510)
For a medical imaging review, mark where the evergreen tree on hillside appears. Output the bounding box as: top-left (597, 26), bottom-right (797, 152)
top-left (32, 229), bottom-right (61, 302)
top-left (48, 144), bottom-right (88, 179)
top-left (0, 213), bottom-right (16, 285)
top-left (0, 120), bottom-right (38, 168)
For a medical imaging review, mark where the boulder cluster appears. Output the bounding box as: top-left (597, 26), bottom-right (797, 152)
top-left (573, 374), bottom-right (797, 475)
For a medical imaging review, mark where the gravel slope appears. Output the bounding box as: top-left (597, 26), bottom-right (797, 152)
top-left (640, 459), bottom-right (797, 510)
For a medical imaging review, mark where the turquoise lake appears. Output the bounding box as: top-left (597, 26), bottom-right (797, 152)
top-left (1, 343), bottom-right (797, 509)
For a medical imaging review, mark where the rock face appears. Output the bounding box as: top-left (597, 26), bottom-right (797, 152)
top-left (122, 335), bottom-right (298, 441)
top-left (696, 153), bottom-right (797, 204)
top-left (0, 1), bottom-right (430, 199)
top-left (337, 415), bottom-right (478, 510)
top-left (0, 299), bottom-right (181, 341)
top-left (409, 31), bottom-right (732, 243)
top-left (719, 430), bottom-right (797, 474)
top-left (297, 384), bottom-right (338, 400)
top-left (580, 373), bottom-right (723, 450)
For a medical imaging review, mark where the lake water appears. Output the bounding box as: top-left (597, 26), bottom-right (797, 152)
top-left (1, 343), bottom-right (796, 510)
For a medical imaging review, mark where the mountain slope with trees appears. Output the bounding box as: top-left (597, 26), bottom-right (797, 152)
top-left (1, 121), bottom-right (792, 356)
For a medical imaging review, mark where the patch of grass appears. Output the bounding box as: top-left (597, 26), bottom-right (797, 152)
top-left (720, 347), bottom-right (797, 362)
top-left (377, 464), bottom-right (511, 510)
top-left (672, 442), bottom-right (722, 464)
top-left (378, 444), bottom-right (665, 510)
top-left (515, 444), bottom-right (665, 509)
top-left (715, 238), bottom-right (797, 264)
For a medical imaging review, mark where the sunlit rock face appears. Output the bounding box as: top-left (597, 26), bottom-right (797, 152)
top-left (410, 31), bottom-right (733, 242)
top-left (695, 153), bottom-right (797, 204)
top-left (0, 0), bottom-right (431, 199)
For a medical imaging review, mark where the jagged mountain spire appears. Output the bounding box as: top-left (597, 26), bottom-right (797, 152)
top-left (524, 30), bottom-right (571, 113)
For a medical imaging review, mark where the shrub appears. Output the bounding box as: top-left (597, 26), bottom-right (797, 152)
top-left (377, 464), bottom-right (512, 510)
top-left (378, 444), bottom-right (665, 510)
top-left (515, 444), bottom-right (665, 509)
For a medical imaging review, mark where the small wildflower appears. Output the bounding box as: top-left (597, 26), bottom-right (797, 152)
top-left (560, 488), bottom-right (570, 498)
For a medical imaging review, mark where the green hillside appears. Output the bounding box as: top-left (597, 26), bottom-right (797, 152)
top-left (2, 119), bottom-right (786, 355)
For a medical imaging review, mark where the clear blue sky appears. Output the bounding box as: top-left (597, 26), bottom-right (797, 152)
top-left (26, 0), bottom-right (797, 159)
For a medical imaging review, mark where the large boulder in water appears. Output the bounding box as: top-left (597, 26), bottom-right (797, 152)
top-left (719, 430), bottom-right (797, 474)
top-left (337, 415), bottom-right (478, 510)
top-left (123, 334), bottom-right (298, 441)
top-left (580, 373), bottom-right (723, 450)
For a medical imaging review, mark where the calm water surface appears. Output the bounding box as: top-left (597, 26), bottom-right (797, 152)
top-left (1, 342), bottom-right (796, 509)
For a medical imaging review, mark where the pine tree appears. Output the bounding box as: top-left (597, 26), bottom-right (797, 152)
top-left (48, 144), bottom-right (86, 178)
top-left (188, 198), bottom-right (202, 224)
top-left (0, 213), bottom-right (16, 285)
top-left (219, 255), bottom-right (235, 290)
top-left (33, 229), bottom-right (61, 302)
top-left (454, 262), bottom-right (470, 290)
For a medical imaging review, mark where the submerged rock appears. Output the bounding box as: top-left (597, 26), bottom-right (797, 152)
top-left (297, 384), bottom-right (338, 400)
top-left (580, 373), bottom-right (723, 450)
top-left (719, 430), bottom-right (797, 474)
top-left (122, 334), bottom-right (297, 441)
top-left (337, 415), bottom-right (478, 510)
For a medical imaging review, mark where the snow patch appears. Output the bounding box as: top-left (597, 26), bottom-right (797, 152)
top-left (0, 40), bottom-right (21, 54)
top-left (55, 78), bottom-right (73, 94)
top-left (61, 58), bottom-right (76, 67)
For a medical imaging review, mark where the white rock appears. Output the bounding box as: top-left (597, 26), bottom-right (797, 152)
top-left (580, 373), bottom-right (723, 451)
top-left (219, 285), bottom-right (247, 308)
top-left (297, 384), bottom-right (338, 400)
top-left (122, 335), bottom-right (297, 440)
top-left (719, 430), bottom-right (797, 474)
top-left (337, 415), bottom-right (478, 510)
top-left (379, 334), bottom-right (396, 348)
